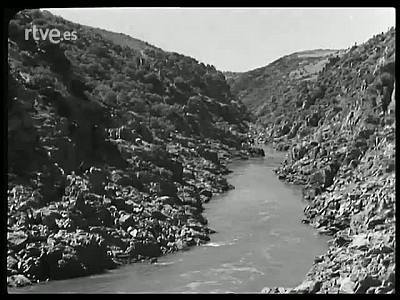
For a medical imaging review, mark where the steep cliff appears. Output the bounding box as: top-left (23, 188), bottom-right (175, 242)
top-left (229, 28), bottom-right (396, 294)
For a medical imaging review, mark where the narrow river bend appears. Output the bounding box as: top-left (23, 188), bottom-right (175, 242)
top-left (11, 147), bottom-right (328, 293)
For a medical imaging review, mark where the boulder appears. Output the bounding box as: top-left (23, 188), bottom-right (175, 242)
top-left (157, 180), bottom-right (177, 197)
top-left (41, 208), bottom-right (62, 230)
top-left (7, 256), bottom-right (18, 272)
top-left (157, 196), bottom-right (182, 206)
top-left (355, 275), bottom-right (382, 294)
top-left (151, 210), bottom-right (168, 221)
top-left (86, 167), bottom-right (107, 194)
top-left (119, 127), bottom-right (137, 142)
top-left (350, 234), bottom-right (369, 250)
top-left (339, 277), bottom-right (356, 293)
top-left (97, 207), bottom-right (113, 227)
top-left (168, 159), bottom-right (183, 182)
top-left (137, 123), bottom-right (153, 143)
top-left (74, 235), bottom-right (113, 274)
top-left (8, 231), bottom-right (29, 251)
top-left (199, 148), bottom-right (219, 164)
top-left (118, 214), bottom-right (136, 230)
top-left (175, 239), bottom-right (189, 251)
top-left (248, 147), bottom-right (265, 157)
top-left (7, 274), bottom-right (31, 287)
top-left (55, 253), bottom-right (86, 279)
top-left (199, 189), bottom-right (213, 199)
top-left (293, 280), bottom-right (322, 293)
top-left (367, 216), bottom-right (385, 229)
top-left (183, 168), bottom-right (195, 180)
top-left (306, 112), bottom-right (321, 127)
top-left (127, 241), bottom-right (161, 258)
top-left (261, 287), bottom-right (273, 294)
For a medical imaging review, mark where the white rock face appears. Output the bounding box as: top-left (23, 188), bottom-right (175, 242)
top-left (388, 83), bottom-right (395, 114)
top-left (339, 277), bottom-right (356, 293)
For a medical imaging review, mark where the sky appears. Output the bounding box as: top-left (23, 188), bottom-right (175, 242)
top-left (46, 8), bottom-right (395, 72)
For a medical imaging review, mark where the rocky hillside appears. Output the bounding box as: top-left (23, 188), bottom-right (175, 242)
top-left (226, 49), bottom-right (341, 122)
top-left (7, 9), bottom-right (263, 287)
top-left (238, 29), bottom-right (395, 293)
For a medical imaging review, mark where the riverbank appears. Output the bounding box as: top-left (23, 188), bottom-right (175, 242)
top-left (10, 146), bottom-right (328, 293)
top-left (7, 130), bottom-right (266, 288)
top-left (262, 123), bottom-right (395, 294)
top-left (257, 98), bottom-right (395, 294)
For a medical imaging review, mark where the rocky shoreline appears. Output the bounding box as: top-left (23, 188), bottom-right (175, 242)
top-left (261, 128), bottom-right (395, 294)
top-left (254, 29), bottom-right (396, 294)
top-left (7, 9), bottom-right (266, 288)
top-left (7, 133), bottom-right (264, 288)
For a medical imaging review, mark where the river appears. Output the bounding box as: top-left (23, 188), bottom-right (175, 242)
top-left (10, 146), bottom-right (328, 293)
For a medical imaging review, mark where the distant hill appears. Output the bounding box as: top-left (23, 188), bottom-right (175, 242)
top-left (40, 9), bottom-right (160, 52)
top-left (226, 49), bottom-right (343, 119)
top-left (87, 27), bottom-right (161, 52)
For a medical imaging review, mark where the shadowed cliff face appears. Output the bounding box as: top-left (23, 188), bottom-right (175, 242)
top-left (7, 9), bottom-right (263, 287)
top-left (8, 9), bottom-right (253, 175)
top-left (228, 29), bottom-right (395, 294)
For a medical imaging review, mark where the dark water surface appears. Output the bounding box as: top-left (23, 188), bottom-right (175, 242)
top-left (11, 147), bottom-right (328, 293)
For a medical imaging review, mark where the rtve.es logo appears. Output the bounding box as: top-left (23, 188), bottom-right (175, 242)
top-left (25, 25), bottom-right (77, 44)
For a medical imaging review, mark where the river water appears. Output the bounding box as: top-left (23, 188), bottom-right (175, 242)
top-left (10, 147), bottom-right (328, 293)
